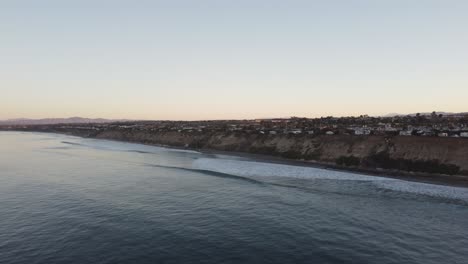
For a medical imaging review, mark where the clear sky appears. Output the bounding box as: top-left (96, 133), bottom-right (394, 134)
top-left (1, 1), bottom-right (467, 120)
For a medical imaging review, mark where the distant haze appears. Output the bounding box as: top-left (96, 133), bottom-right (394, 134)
top-left (0, 117), bottom-right (127, 125)
top-left (1, 1), bottom-right (467, 120)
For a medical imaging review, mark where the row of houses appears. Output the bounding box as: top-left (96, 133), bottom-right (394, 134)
top-left (399, 130), bottom-right (468, 138)
top-left (4, 115), bottom-right (468, 139)
top-left (31, 122), bottom-right (468, 138)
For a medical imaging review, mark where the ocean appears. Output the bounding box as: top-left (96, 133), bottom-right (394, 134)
top-left (1, 132), bottom-right (467, 264)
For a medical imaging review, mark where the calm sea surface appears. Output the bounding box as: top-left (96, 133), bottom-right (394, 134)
top-left (1, 132), bottom-right (467, 264)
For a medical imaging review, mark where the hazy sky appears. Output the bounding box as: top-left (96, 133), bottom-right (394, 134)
top-left (1, 1), bottom-right (467, 120)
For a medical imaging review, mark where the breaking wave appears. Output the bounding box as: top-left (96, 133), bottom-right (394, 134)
top-left (61, 140), bottom-right (201, 154)
top-left (62, 141), bottom-right (83, 146)
top-left (192, 158), bottom-right (468, 202)
top-left (192, 158), bottom-right (388, 181)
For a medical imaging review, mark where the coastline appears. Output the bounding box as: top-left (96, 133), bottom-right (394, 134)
top-left (4, 130), bottom-right (468, 188)
top-left (200, 149), bottom-right (468, 188)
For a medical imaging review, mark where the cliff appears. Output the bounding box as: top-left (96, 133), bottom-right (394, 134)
top-left (5, 126), bottom-right (468, 178)
top-left (87, 130), bottom-right (468, 176)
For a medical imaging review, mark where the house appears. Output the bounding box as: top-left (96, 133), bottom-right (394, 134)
top-left (399, 130), bottom-right (412, 136)
top-left (415, 127), bottom-right (435, 136)
top-left (460, 132), bottom-right (468, 138)
top-left (288, 129), bottom-right (302, 135)
top-left (354, 128), bottom-right (371, 135)
top-left (438, 132), bottom-right (448, 137)
top-left (325, 131), bottom-right (334, 135)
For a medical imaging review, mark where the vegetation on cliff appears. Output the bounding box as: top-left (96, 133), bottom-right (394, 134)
top-left (365, 152), bottom-right (460, 175)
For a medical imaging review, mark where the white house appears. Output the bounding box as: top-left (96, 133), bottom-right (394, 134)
top-left (325, 131), bottom-right (334, 135)
top-left (354, 128), bottom-right (371, 135)
top-left (399, 130), bottom-right (412, 136)
top-left (289, 129), bottom-right (302, 135)
top-left (460, 132), bottom-right (468, 138)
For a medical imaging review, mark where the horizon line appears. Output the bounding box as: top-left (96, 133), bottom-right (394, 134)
top-left (2, 111), bottom-right (467, 123)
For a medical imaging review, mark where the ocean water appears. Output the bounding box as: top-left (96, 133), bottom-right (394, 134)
top-left (1, 132), bottom-right (467, 264)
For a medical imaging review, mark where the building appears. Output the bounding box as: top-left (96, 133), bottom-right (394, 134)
top-left (288, 129), bottom-right (302, 135)
top-left (354, 128), bottom-right (371, 135)
top-left (399, 130), bottom-right (413, 136)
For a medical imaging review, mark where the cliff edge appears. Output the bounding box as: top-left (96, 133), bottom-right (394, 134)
top-left (90, 130), bottom-right (468, 176)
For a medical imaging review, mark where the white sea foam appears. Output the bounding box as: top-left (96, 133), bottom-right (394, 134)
top-left (192, 158), bottom-right (468, 202)
top-left (192, 158), bottom-right (389, 181)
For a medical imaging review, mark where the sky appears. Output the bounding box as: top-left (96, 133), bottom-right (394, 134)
top-left (1, 0), bottom-right (467, 120)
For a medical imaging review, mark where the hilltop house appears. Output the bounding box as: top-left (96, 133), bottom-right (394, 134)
top-left (399, 130), bottom-right (413, 136)
top-left (353, 127), bottom-right (371, 136)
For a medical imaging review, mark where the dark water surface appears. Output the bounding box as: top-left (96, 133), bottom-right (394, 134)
top-left (1, 132), bottom-right (467, 264)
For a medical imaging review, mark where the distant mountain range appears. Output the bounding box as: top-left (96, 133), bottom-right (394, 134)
top-left (2, 112), bottom-right (467, 125)
top-left (0, 117), bottom-right (129, 125)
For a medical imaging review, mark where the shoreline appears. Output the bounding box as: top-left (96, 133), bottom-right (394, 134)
top-left (4, 130), bottom-right (468, 188)
top-left (201, 149), bottom-right (468, 188)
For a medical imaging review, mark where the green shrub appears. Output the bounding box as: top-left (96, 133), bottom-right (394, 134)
top-left (281, 151), bottom-right (303, 159)
top-left (366, 152), bottom-right (460, 175)
top-left (336, 156), bottom-right (361, 167)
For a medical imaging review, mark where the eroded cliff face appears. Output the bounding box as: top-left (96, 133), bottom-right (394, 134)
top-left (90, 130), bottom-right (468, 176)
top-left (389, 137), bottom-right (467, 166)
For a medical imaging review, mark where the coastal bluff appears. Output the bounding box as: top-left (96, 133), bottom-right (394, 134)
top-left (86, 130), bottom-right (468, 177)
top-left (4, 127), bottom-right (468, 178)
